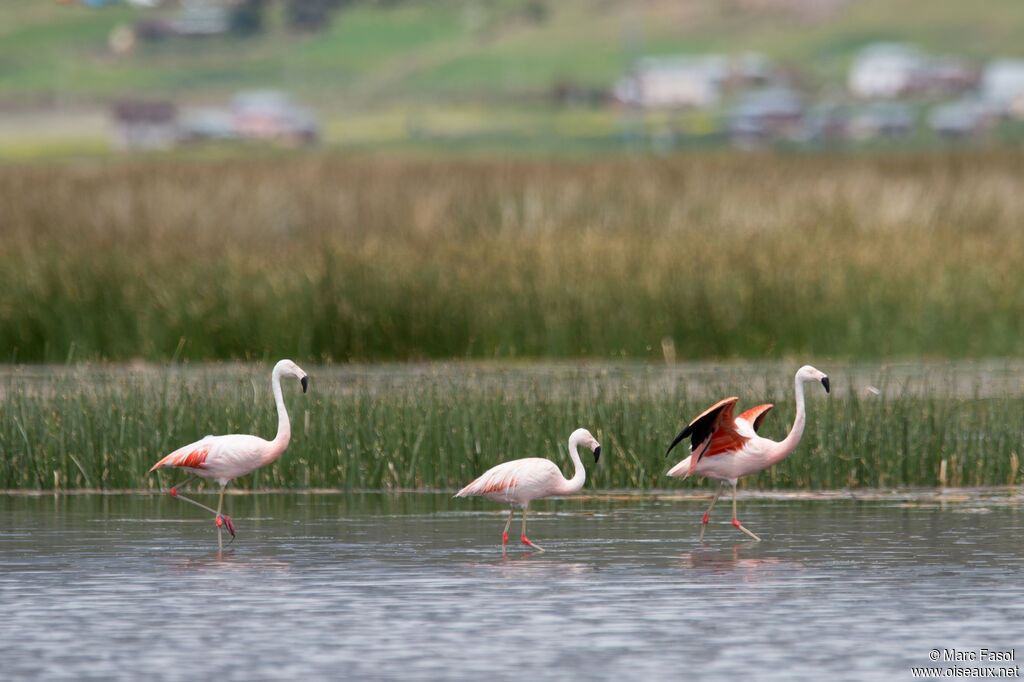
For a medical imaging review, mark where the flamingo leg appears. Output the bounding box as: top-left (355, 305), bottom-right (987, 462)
top-left (169, 474), bottom-right (197, 496)
top-left (501, 507), bottom-right (515, 546)
top-left (699, 484), bottom-right (726, 542)
top-left (167, 478), bottom-right (236, 543)
top-left (214, 486), bottom-right (236, 549)
top-left (520, 508), bottom-right (544, 552)
top-left (730, 484), bottom-right (761, 542)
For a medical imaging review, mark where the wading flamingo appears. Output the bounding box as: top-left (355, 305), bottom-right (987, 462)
top-left (665, 365), bottom-right (829, 542)
top-left (150, 359), bottom-right (309, 550)
top-left (455, 428), bottom-right (601, 552)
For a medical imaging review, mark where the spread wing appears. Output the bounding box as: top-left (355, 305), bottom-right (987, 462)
top-left (737, 403), bottom-right (773, 433)
top-left (666, 397), bottom-right (742, 461)
top-left (666, 396), bottom-right (755, 478)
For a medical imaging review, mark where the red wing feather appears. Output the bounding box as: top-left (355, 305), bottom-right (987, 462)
top-left (149, 446), bottom-right (210, 472)
top-left (704, 427), bottom-right (748, 457)
top-left (477, 477), bottom-right (518, 495)
top-left (690, 397), bottom-right (739, 430)
top-left (737, 403), bottom-right (774, 433)
top-left (668, 397), bottom-right (743, 466)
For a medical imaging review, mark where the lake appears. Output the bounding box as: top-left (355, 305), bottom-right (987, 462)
top-left (1, 490), bottom-right (1022, 680)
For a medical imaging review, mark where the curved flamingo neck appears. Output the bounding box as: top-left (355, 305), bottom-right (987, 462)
top-left (558, 437), bottom-right (587, 496)
top-left (264, 366), bottom-right (292, 466)
top-left (766, 373), bottom-right (808, 467)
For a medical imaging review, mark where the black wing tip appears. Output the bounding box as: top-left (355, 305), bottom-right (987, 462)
top-left (665, 429), bottom-right (688, 457)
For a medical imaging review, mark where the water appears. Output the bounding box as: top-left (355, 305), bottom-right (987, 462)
top-left (2, 491), bottom-right (1022, 681)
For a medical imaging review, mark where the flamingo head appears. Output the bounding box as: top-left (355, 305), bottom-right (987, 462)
top-left (797, 365), bottom-right (830, 394)
top-left (570, 428), bottom-right (602, 462)
top-left (274, 359), bottom-right (310, 393)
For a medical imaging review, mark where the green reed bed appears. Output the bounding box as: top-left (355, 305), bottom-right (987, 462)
top-left (1, 362), bottom-right (1021, 492)
top-left (4, 153), bottom-right (1024, 363)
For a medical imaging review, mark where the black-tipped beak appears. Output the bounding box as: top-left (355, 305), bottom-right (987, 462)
top-left (593, 445), bottom-right (601, 463)
top-left (300, 376), bottom-right (309, 393)
top-left (822, 376), bottom-right (830, 394)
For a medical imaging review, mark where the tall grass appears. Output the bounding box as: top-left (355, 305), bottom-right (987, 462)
top-left (3, 153), bottom-right (1024, 362)
top-left (1, 362), bottom-right (1021, 491)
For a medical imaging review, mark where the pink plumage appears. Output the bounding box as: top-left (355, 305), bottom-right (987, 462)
top-left (456, 428), bottom-right (601, 551)
top-left (150, 359), bottom-right (309, 549)
top-left (666, 365), bottom-right (830, 542)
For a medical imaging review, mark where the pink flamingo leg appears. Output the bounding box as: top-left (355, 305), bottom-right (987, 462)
top-left (520, 508), bottom-right (544, 552)
top-left (214, 487), bottom-right (230, 551)
top-left (501, 507), bottom-right (515, 546)
top-left (699, 484), bottom-right (725, 542)
top-left (167, 477), bottom-right (236, 544)
top-left (730, 484), bottom-right (761, 542)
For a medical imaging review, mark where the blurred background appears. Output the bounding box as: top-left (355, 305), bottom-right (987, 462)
top-left (4, 0), bottom-right (1024, 365)
top-left (7, 0), bottom-right (1024, 156)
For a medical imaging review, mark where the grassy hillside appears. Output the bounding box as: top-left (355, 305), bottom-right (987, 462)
top-left (4, 0), bottom-right (1024, 106)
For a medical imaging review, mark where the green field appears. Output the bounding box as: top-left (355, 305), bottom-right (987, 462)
top-left (6, 0), bottom-right (1024, 103)
top-left (1, 361), bottom-right (1020, 492)
top-left (5, 1), bottom-right (1024, 156)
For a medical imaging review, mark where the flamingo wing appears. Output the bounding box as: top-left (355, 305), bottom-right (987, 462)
top-left (737, 403), bottom-right (774, 432)
top-left (150, 435), bottom-right (218, 472)
top-left (150, 433), bottom-right (271, 483)
top-left (666, 397), bottom-right (748, 475)
top-left (455, 457), bottom-right (561, 501)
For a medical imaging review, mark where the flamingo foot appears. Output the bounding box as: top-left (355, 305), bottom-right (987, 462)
top-left (502, 530), bottom-right (509, 546)
top-left (732, 517), bottom-right (761, 542)
top-left (521, 535), bottom-right (545, 552)
top-left (169, 487), bottom-right (178, 498)
top-left (216, 514), bottom-right (236, 538)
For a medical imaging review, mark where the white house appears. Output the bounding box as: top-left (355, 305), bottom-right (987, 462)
top-left (981, 59), bottom-right (1024, 117)
top-left (848, 43), bottom-right (927, 98)
top-left (615, 56), bottom-right (729, 109)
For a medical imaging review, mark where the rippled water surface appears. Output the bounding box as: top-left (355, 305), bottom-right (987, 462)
top-left (2, 491), bottom-right (1022, 681)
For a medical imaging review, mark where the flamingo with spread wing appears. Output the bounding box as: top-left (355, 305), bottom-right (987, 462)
top-left (666, 365), bottom-right (830, 542)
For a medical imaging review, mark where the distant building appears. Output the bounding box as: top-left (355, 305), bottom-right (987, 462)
top-left (848, 102), bottom-right (915, 140)
top-left (926, 56), bottom-right (979, 96)
top-left (231, 90), bottom-right (320, 144)
top-left (178, 107), bottom-right (237, 142)
top-left (800, 102), bottom-right (850, 144)
top-left (848, 43), bottom-right (928, 98)
top-left (110, 99), bottom-right (178, 150)
top-left (175, 0), bottom-right (229, 36)
top-left (928, 98), bottom-right (997, 139)
top-left (728, 86), bottom-right (804, 146)
top-left (981, 59), bottom-right (1024, 117)
top-left (614, 56), bottom-right (729, 109)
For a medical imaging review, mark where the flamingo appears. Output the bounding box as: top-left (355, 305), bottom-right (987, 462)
top-left (150, 359), bottom-right (309, 550)
top-left (665, 365), bottom-right (830, 542)
top-left (455, 428), bottom-right (601, 552)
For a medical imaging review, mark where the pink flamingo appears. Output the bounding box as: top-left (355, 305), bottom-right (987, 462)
top-left (666, 365), bottom-right (829, 542)
top-left (150, 359), bottom-right (309, 549)
top-left (455, 428), bottom-right (601, 552)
